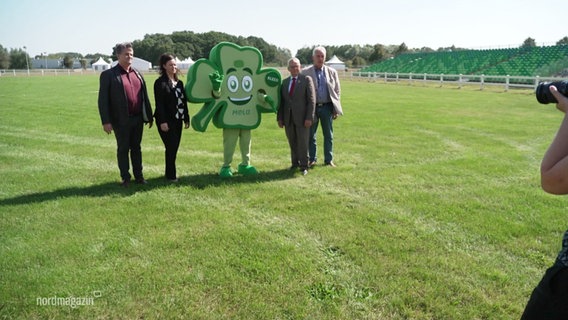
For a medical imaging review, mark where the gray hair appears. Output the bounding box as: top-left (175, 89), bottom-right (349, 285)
top-left (312, 46), bottom-right (326, 57)
top-left (114, 42), bottom-right (133, 55)
top-left (287, 57), bottom-right (301, 66)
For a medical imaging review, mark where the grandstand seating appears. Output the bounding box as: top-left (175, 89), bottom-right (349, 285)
top-left (361, 45), bottom-right (568, 76)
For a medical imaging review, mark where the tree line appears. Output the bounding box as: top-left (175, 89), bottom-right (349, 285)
top-left (2, 33), bottom-right (568, 70)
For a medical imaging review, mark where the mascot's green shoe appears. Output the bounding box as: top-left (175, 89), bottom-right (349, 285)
top-left (219, 166), bottom-right (233, 178)
top-left (238, 164), bottom-right (258, 175)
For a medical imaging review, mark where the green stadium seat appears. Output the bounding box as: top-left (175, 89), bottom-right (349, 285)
top-left (361, 45), bottom-right (568, 77)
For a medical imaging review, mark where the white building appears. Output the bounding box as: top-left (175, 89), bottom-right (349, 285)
top-left (31, 58), bottom-right (61, 69)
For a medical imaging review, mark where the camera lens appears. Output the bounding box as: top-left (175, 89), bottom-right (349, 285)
top-left (536, 82), bottom-right (557, 104)
top-left (536, 80), bottom-right (568, 104)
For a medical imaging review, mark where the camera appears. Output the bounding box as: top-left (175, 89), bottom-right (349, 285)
top-left (536, 80), bottom-right (568, 104)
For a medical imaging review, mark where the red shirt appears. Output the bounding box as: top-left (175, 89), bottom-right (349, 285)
top-left (119, 65), bottom-right (142, 115)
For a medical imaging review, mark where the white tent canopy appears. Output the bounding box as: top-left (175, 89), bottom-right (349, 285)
top-left (92, 57), bottom-right (111, 71)
top-left (326, 55), bottom-right (346, 71)
top-left (177, 56), bottom-right (194, 69)
top-left (111, 57), bottom-right (152, 71)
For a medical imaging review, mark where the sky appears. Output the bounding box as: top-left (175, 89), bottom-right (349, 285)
top-left (0, 0), bottom-right (565, 58)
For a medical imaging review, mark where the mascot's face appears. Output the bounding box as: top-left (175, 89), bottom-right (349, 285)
top-left (226, 65), bottom-right (254, 106)
top-left (185, 42), bottom-right (281, 131)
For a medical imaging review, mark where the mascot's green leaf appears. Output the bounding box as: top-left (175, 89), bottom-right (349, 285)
top-left (185, 42), bottom-right (281, 132)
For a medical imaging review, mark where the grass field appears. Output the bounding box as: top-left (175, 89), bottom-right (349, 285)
top-left (1, 74), bottom-right (567, 319)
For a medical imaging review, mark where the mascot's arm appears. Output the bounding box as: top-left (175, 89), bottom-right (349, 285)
top-left (209, 71), bottom-right (223, 98)
top-left (257, 90), bottom-right (277, 113)
top-left (191, 100), bottom-right (224, 132)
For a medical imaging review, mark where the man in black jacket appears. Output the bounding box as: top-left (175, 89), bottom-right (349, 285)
top-left (98, 42), bottom-right (153, 187)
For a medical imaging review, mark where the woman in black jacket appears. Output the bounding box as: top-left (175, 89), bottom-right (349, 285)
top-left (153, 54), bottom-right (190, 182)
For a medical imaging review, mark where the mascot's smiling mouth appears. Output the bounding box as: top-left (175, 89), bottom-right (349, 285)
top-left (229, 95), bottom-right (252, 105)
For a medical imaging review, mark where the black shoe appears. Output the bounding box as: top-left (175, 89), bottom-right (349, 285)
top-left (135, 178), bottom-right (148, 184)
top-left (308, 161), bottom-right (316, 168)
top-left (120, 180), bottom-right (130, 188)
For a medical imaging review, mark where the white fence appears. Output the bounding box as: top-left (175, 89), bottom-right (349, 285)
top-left (347, 71), bottom-right (566, 91)
top-left (0, 69), bottom-right (160, 77)
top-left (0, 69), bottom-right (100, 77)
top-left (2, 68), bottom-right (566, 93)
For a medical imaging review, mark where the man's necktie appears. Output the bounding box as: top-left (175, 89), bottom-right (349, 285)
top-left (289, 77), bottom-right (296, 96)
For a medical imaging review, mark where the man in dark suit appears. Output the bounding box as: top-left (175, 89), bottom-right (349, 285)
top-left (98, 42), bottom-right (153, 187)
top-left (278, 58), bottom-right (315, 175)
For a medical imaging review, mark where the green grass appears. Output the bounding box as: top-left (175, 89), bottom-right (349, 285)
top-left (1, 74), bottom-right (567, 319)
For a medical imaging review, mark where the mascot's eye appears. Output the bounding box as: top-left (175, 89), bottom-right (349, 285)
top-left (228, 75), bottom-right (239, 93)
top-left (242, 76), bottom-right (253, 92)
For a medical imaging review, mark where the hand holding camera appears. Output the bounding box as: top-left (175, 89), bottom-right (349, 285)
top-left (536, 81), bottom-right (568, 113)
top-left (536, 81), bottom-right (568, 105)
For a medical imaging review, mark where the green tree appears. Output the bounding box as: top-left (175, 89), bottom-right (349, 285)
top-left (437, 45), bottom-right (466, 52)
top-left (418, 47), bottom-right (435, 53)
top-left (351, 56), bottom-right (366, 67)
top-left (358, 44), bottom-right (374, 61)
top-left (49, 52), bottom-right (83, 59)
top-left (274, 46), bottom-right (292, 66)
top-left (521, 37), bottom-right (536, 48)
top-left (245, 36), bottom-right (277, 63)
top-left (343, 45), bottom-right (360, 60)
top-left (199, 31), bottom-right (239, 59)
top-left (295, 46), bottom-right (314, 65)
top-left (0, 44), bottom-right (10, 69)
top-left (132, 33), bottom-right (175, 66)
top-left (171, 31), bottom-right (200, 59)
top-left (394, 42), bottom-right (409, 56)
top-left (557, 37), bottom-right (568, 46)
top-left (127, 30), bottom-right (295, 66)
top-left (9, 48), bottom-right (29, 69)
top-left (63, 55), bottom-right (74, 68)
top-left (369, 44), bottom-right (387, 63)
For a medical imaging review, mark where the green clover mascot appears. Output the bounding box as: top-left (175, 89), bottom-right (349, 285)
top-left (185, 42), bottom-right (281, 178)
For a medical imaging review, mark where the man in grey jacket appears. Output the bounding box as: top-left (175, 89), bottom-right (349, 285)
top-left (98, 42), bottom-right (153, 187)
top-left (302, 46), bottom-right (343, 167)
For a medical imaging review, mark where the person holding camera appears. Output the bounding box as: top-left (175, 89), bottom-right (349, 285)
top-left (521, 84), bottom-right (568, 319)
